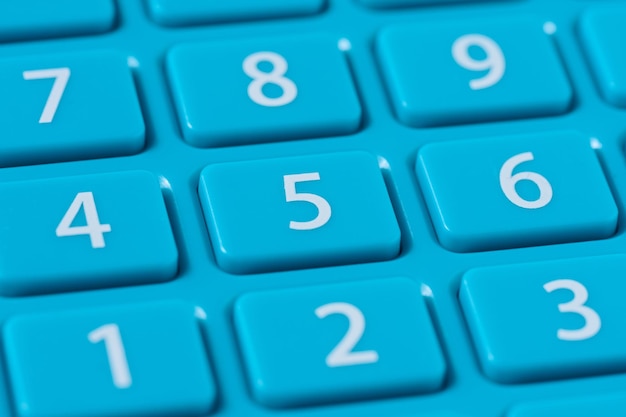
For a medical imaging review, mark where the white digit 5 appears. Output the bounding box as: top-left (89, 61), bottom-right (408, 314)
top-left (88, 323), bottom-right (132, 389)
top-left (56, 192), bottom-right (112, 248)
top-left (284, 173), bottom-right (331, 230)
top-left (452, 34), bottom-right (505, 90)
top-left (315, 302), bottom-right (379, 367)
top-left (543, 279), bottom-right (601, 341)
top-left (499, 152), bottom-right (553, 209)
top-left (23, 67), bottom-right (71, 124)
top-left (243, 51), bottom-right (297, 107)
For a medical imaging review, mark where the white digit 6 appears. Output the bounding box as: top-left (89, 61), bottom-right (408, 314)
top-left (23, 67), bottom-right (71, 124)
top-left (88, 323), bottom-right (132, 389)
top-left (243, 51), bottom-right (297, 107)
top-left (284, 173), bottom-right (331, 230)
top-left (315, 302), bottom-right (379, 367)
top-left (452, 34), bottom-right (505, 90)
top-left (56, 191), bottom-right (112, 248)
top-left (543, 279), bottom-right (601, 341)
top-left (499, 152), bottom-right (553, 209)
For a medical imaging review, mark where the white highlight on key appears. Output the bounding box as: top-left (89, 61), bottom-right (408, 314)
top-left (543, 21), bottom-right (557, 35)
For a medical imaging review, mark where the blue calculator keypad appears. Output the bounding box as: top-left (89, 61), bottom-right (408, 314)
top-left (0, 50), bottom-right (144, 167)
top-left (4, 301), bottom-right (215, 417)
top-left (198, 152), bottom-right (400, 273)
top-left (0, 2), bottom-right (625, 417)
top-left (234, 278), bottom-right (446, 407)
top-left (167, 35), bottom-right (361, 147)
top-left (377, 17), bottom-right (572, 127)
top-left (0, 171), bottom-right (177, 296)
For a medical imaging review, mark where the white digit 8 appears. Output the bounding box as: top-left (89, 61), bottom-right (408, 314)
top-left (315, 302), bottom-right (379, 367)
top-left (452, 33), bottom-right (506, 90)
top-left (543, 279), bottom-right (601, 341)
top-left (499, 152), bottom-right (553, 209)
top-left (243, 51), bottom-right (297, 107)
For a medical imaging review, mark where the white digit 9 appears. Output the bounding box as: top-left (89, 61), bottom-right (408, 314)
top-left (284, 172), bottom-right (331, 230)
top-left (452, 34), bottom-right (505, 90)
top-left (243, 51), bottom-right (297, 107)
top-left (499, 152), bottom-right (553, 209)
top-left (544, 279), bottom-right (601, 341)
top-left (315, 302), bottom-right (379, 367)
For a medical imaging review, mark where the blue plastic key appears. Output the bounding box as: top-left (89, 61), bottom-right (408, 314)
top-left (460, 255), bottom-right (626, 384)
top-left (4, 301), bottom-right (216, 417)
top-left (147, 0), bottom-right (324, 26)
top-left (167, 34), bottom-right (361, 147)
top-left (416, 131), bottom-right (617, 252)
top-left (0, 1), bottom-right (115, 42)
top-left (198, 151), bottom-right (400, 274)
top-left (579, 5), bottom-right (626, 108)
top-left (0, 50), bottom-right (144, 167)
top-left (377, 16), bottom-right (572, 127)
top-left (508, 393), bottom-right (626, 417)
top-left (234, 278), bottom-right (446, 407)
top-left (0, 171), bottom-right (178, 296)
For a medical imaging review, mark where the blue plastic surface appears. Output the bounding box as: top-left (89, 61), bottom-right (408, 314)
top-left (198, 151), bottom-right (400, 273)
top-left (508, 393), bottom-right (626, 417)
top-left (0, 1), bottom-right (624, 417)
top-left (0, 171), bottom-right (178, 296)
top-left (416, 131), bottom-right (617, 252)
top-left (377, 16), bottom-right (572, 127)
top-left (234, 278), bottom-right (446, 407)
top-left (0, 50), bottom-right (144, 167)
top-left (4, 301), bottom-right (215, 417)
top-left (167, 34), bottom-right (361, 147)
top-left (460, 255), bottom-right (626, 384)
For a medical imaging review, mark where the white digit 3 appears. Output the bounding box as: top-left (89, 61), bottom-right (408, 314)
top-left (543, 279), bottom-right (601, 341)
top-left (452, 33), bottom-right (505, 90)
top-left (243, 51), bottom-right (297, 107)
top-left (315, 302), bottom-right (379, 367)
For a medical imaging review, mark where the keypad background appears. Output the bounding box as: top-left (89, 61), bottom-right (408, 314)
top-left (0, 0), bottom-right (625, 416)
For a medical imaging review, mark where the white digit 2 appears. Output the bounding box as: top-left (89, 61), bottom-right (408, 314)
top-left (543, 279), bottom-right (601, 341)
top-left (88, 323), bottom-right (132, 389)
top-left (23, 67), bottom-right (71, 123)
top-left (56, 192), bottom-right (112, 248)
top-left (499, 152), bottom-right (553, 209)
top-left (315, 302), bottom-right (379, 367)
top-left (284, 173), bottom-right (331, 230)
top-left (243, 51), bottom-right (297, 107)
top-left (452, 34), bottom-right (505, 90)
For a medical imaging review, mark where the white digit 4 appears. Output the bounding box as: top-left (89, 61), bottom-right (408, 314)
top-left (243, 51), bottom-right (297, 107)
top-left (499, 152), bottom-right (553, 209)
top-left (56, 191), bottom-right (112, 248)
top-left (23, 67), bottom-right (71, 124)
top-left (315, 302), bottom-right (379, 367)
top-left (284, 172), bottom-right (331, 230)
top-left (543, 279), bottom-right (601, 341)
top-left (88, 323), bottom-right (132, 389)
top-left (452, 34), bottom-right (505, 90)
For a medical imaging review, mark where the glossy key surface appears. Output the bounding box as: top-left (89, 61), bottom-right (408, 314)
top-left (508, 393), bottom-right (626, 417)
top-left (234, 278), bottom-right (446, 407)
top-left (4, 301), bottom-right (216, 417)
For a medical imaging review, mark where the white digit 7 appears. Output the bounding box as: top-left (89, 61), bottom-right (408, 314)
top-left (88, 323), bottom-right (132, 389)
top-left (23, 67), bottom-right (71, 124)
top-left (543, 279), bottom-right (601, 341)
top-left (284, 173), bottom-right (331, 230)
top-left (315, 302), bottom-right (379, 367)
top-left (452, 34), bottom-right (505, 90)
top-left (56, 192), bottom-right (112, 248)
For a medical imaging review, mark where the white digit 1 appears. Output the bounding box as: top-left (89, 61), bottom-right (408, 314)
top-left (23, 67), bottom-right (71, 124)
top-left (88, 323), bottom-right (132, 389)
top-left (284, 172), bottom-right (331, 230)
top-left (543, 279), bottom-right (601, 341)
top-left (243, 51), bottom-right (297, 107)
top-left (452, 34), bottom-right (505, 90)
top-left (56, 192), bottom-right (112, 248)
top-left (315, 302), bottom-right (379, 367)
top-left (499, 152), bottom-right (553, 209)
